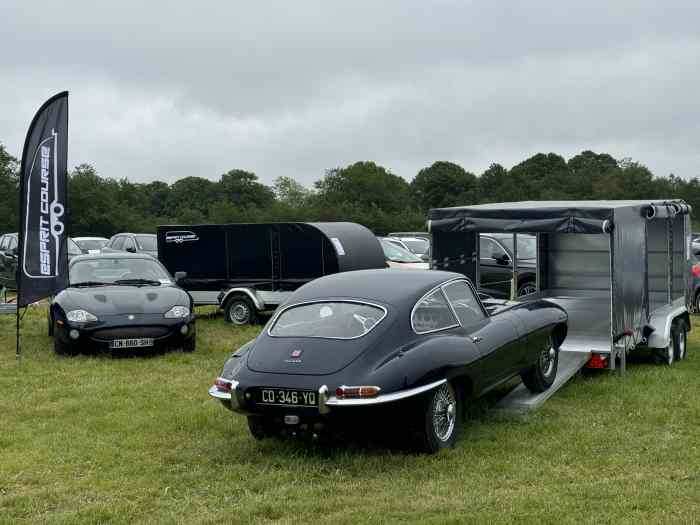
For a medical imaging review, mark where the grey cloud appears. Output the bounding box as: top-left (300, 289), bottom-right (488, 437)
top-left (1, 0), bottom-right (699, 186)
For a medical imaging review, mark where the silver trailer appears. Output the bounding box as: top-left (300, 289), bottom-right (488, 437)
top-left (429, 200), bottom-right (692, 377)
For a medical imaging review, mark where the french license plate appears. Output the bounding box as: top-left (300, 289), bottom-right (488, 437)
top-left (110, 338), bottom-right (154, 349)
top-left (258, 388), bottom-right (317, 407)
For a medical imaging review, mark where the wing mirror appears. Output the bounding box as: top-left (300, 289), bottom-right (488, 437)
top-left (494, 253), bottom-right (510, 265)
top-left (174, 271), bottom-right (187, 283)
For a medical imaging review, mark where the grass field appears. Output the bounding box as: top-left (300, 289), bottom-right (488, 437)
top-left (1, 306), bottom-right (699, 524)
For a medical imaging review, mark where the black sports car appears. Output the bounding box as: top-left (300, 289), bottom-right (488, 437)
top-left (50, 253), bottom-right (196, 355)
top-left (209, 269), bottom-right (568, 452)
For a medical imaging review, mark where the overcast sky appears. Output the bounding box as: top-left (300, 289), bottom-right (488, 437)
top-left (2, 1), bottom-right (699, 186)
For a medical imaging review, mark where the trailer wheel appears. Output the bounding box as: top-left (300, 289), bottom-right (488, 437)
top-left (674, 320), bottom-right (687, 361)
top-left (521, 336), bottom-right (559, 393)
top-left (224, 295), bottom-right (257, 325)
top-left (654, 326), bottom-right (676, 366)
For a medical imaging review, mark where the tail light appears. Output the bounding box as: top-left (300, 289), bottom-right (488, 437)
top-left (585, 354), bottom-right (608, 369)
top-left (692, 264), bottom-right (700, 278)
top-left (214, 378), bottom-right (232, 393)
top-left (335, 385), bottom-right (381, 399)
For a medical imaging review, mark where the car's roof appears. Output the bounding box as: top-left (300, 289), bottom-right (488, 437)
top-left (112, 232), bottom-right (156, 237)
top-left (288, 269), bottom-right (465, 305)
top-left (74, 236), bottom-right (108, 241)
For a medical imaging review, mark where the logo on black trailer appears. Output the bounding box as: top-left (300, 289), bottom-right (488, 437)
top-left (165, 231), bottom-right (199, 244)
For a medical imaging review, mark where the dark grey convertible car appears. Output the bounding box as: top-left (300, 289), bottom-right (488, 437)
top-left (209, 269), bottom-right (567, 452)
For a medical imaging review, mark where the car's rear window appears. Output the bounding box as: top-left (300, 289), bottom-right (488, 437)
top-left (136, 235), bottom-right (157, 251)
top-left (269, 301), bottom-right (386, 339)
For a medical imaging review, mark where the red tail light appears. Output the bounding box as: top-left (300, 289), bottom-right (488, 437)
top-left (214, 378), bottom-right (232, 393)
top-left (692, 264), bottom-right (700, 278)
top-left (585, 354), bottom-right (608, 369)
top-left (335, 385), bottom-right (381, 399)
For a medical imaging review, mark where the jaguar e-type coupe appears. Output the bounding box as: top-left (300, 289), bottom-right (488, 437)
top-left (209, 269), bottom-right (567, 452)
top-left (50, 253), bottom-right (196, 355)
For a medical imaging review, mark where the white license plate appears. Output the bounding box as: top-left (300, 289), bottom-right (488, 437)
top-left (259, 388), bottom-right (317, 407)
top-left (110, 338), bottom-right (154, 349)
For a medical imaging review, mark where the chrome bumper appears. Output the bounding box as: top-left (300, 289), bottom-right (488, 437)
top-left (208, 378), bottom-right (446, 414)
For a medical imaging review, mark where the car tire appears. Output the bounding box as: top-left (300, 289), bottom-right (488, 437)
top-left (224, 295), bottom-right (257, 325)
top-left (247, 415), bottom-right (275, 440)
top-left (654, 323), bottom-right (678, 366)
top-left (695, 291), bottom-right (700, 314)
top-left (414, 382), bottom-right (462, 453)
top-left (517, 281), bottom-right (537, 297)
top-left (53, 329), bottom-right (78, 357)
top-left (182, 337), bottom-right (196, 353)
top-left (521, 336), bottom-right (559, 393)
top-left (673, 320), bottom-right (687, 361)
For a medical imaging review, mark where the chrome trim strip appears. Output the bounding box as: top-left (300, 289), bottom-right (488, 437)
top-left (208, 385), bottom-right (232, 401)
top-left (324, 379), bottom-right (446, 407)
top-left (411, 277), bottom-right (486, 335)
top-left (219, 288), bottom-right (264, 311)
top-left (266, 299), bottom-right (388, 340)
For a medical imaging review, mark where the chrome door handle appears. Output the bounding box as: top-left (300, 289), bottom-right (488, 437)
top-left (471, 336), bottom-right (483, 343)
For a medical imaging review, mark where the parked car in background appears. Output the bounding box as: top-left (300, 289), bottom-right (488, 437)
top-left (0, 233), bottom-right (82, 290)
top-left (103, 233), bottom-right (157, 257)
top-left (49, 252), bottom-right (195, 355)
top-left (379, 238), bottom-right (429, 269)
top-left (385, 235), bottom-right (431, 261)
top-left (74, 236), bottom-right (109, 254)
top-left (0, 233), bottom-right (18, 290)
top-left (479, 233), bottom-right (537, 298)
top-left (209, 269), bottom-right (567, 452)
top-left (691, 250), bottom-right (700, 312)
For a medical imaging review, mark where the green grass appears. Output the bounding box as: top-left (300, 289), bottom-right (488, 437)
top-left (1, 307), bottom-right (699, 524)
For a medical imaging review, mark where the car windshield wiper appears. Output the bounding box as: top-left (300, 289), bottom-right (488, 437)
top-left (114, 278), bottom-right (162, 286)
top-left (71, 281), bottom-right (111, 287)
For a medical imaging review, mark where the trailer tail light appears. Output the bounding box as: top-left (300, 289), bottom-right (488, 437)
top-left (214, 378), bottom-right (232, 393)
top-left (335, 385), bottom-right (381, 399)
top-left (585, 354), bottom-right (608, 369)
top-left (692, 264), bottom-right (700, 278)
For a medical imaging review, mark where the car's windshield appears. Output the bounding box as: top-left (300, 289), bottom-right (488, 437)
top-left (136, 235), bottom-right (157, 251)
top-left (380, 239), bottom-right (422, 263)
top-left (70, 257), bottom-right (171, 285)
top-left (76, 239), bottom-right (107, 251)
top-left (494, 235), bottom-right (537, 259)
top-left (399, 238), bottom-right (429, 254)
top-left (270, 301), bottom-right (386, 339)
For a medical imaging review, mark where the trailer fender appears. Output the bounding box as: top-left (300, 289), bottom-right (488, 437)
top-left (219, 288), bottom-right (264, 312)
top-left (646, 305), bottom-right (689, 348)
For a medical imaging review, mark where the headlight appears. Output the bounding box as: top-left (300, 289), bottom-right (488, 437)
top-left (164, 305), bottom-right (190, 318)
top-left (66, 309), bottom-right (98, 322)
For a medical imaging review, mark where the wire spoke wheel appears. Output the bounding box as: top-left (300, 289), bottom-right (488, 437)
top-left (539, 338), bottom-right (556, 377)
top-left (431, 384), bottom-right (456, 442)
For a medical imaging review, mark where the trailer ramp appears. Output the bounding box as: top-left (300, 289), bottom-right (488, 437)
top-left (495, 350), bottom-right (590, 414)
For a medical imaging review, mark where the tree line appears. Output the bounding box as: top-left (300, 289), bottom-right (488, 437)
top-left (1, 142), bottom-right (699, 236)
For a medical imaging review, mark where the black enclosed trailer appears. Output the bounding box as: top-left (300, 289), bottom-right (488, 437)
top-left (428, 200), bottom-right (692, 373)
top-left (157, 222), bottom-right (386, 324)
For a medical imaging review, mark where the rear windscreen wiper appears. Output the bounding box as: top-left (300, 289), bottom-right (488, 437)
top-left (114, 278), bottom-right (162, 286)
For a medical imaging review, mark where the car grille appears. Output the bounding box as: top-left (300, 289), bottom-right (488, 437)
top-left (92, 326), bottom-right (170, 340)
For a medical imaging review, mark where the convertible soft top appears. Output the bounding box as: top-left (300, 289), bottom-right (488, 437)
top-left (429, 200), bottom-right (691, 234)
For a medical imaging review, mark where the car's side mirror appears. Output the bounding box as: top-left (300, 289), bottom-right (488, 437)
top-left (494, 253), bottom-right (510, 265)
top-left (174, 271), bottom-right (187, 283)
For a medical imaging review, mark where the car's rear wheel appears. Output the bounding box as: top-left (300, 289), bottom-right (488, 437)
top-left (224, 295), bottom-right (257, 325)
top-left (414, 382), bottom-right (461, 453)
top-left (521, 336), bottom-right (559, 393)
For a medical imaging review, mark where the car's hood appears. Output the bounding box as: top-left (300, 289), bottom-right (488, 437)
top-left (58, 285), bottom-right (189, 315)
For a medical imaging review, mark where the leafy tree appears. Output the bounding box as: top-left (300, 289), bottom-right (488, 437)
top-left (220, 169), bottom-right (275, 209)
top-left (169, 176), bottom-right (218, 216)
top-left (411, 161), bottom-right (478, 210)
top-left (315, 161), bottom-right (411, 213)
top-left (0, 143), bottom-right (19, 232)
top-left (273, 176), bottom-right (310, 208)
